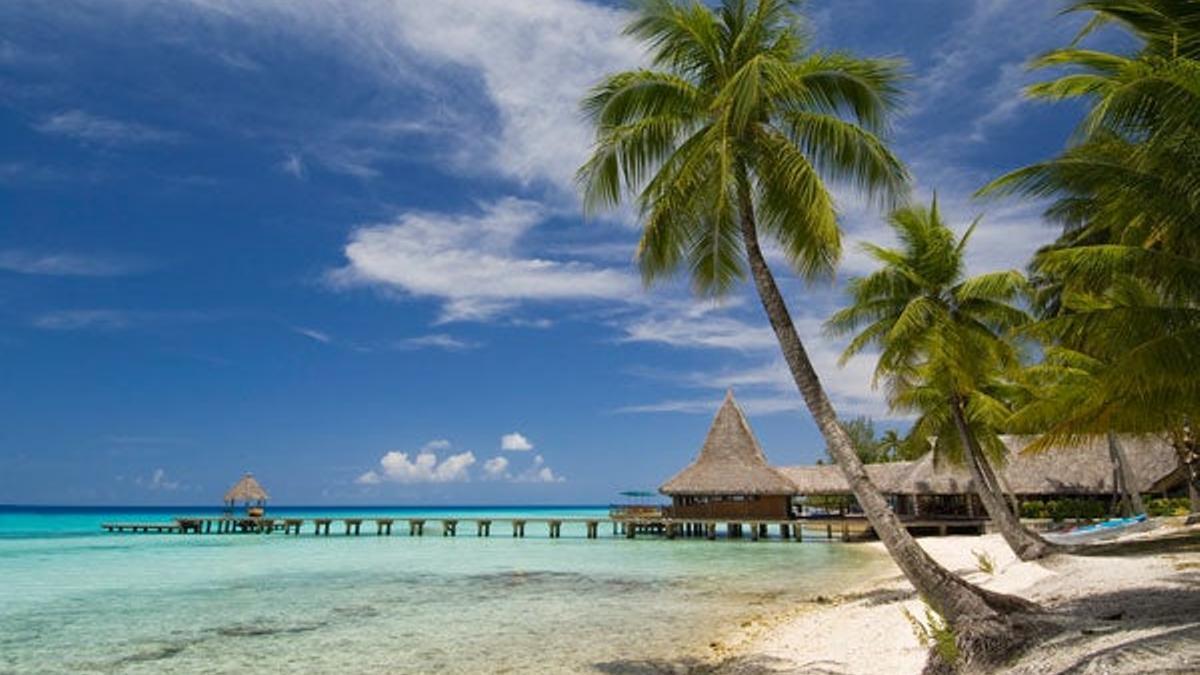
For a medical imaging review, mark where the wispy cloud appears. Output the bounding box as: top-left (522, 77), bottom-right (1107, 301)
top-left (619, 300), bottom-right (777, 352)
top-left (279, 152), bottom-right (306, 179)
top-left (329, 198), bottom-right (637, 322)
top-left (0, 249), bottom-right (146, 277)
top-left (393, 333), bottom-right (480, 351)
top-left (34, 110), bottom-right (182, 146)
top-left (292, 326), bottom-right (332, 343)
top-left (135, 468), bottom-right (181, 491)
top-left (32, 309), bottom-right (212, 332)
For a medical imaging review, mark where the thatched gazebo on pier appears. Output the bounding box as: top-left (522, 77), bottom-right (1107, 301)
top-left (659, 391), bottom-right (795, 519)
top-left (224, 473), bottom-right (269, 517)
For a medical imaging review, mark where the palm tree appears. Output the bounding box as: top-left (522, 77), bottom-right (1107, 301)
top-left (1010, 346), bottom-right (1146, 515)
top-left (979, 0), bottom-right (1200, 513)
top-left (579, 0), bottom-right (1037, 658)
top-left (825, 198), bottom-right (1057, 560)
top-left (878, 429), bottom-right (904, 461)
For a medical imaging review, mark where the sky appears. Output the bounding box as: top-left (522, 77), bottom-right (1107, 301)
top-left (0, 0), bottom-right (1107, 505)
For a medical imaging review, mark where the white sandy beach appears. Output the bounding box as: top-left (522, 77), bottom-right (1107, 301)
top-left (712, 521), bottom-right (1200, 674)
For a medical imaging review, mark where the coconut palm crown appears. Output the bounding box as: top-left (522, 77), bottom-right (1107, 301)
top-left (578, 0), bottom-right (908, 293)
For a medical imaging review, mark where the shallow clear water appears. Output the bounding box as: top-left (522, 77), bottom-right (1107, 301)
top-left (0, 506), bottom-right (890, 674)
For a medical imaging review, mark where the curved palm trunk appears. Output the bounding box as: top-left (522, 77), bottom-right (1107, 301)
top-left (735, 200), bottom-right (1037, 640)
top-left (1176, 424), bottom-right (1200, 517)
top-left (1107, 431), bottom-right (1145, 516)
top-left (949, 395), bottom-right (1057, 561)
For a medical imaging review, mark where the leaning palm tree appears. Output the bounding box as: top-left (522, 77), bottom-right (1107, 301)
top-left (825, 198), bottom-right (1057, 560)
top-left (579, 0), bottom-right (1036, 661)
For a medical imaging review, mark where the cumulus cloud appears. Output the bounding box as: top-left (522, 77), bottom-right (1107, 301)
top-left (500, 432), bottom-right (533, 452)
top-left (482, 456), bottom-right (509, 478)
top-left (356, 440), bottom-right (475, 485)
top-left (329, 198), bottom-right (637, 322)
top-left (34, 110), bottom-right (182, 145)
top-left (513, 455), bottom-right (564, 483)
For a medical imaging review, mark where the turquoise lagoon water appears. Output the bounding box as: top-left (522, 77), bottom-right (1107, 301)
top-left (0, 506), bottom-right (890, 674)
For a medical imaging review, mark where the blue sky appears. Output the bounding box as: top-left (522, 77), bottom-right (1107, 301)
top-left (1, 1), bottom-right (1101, 505)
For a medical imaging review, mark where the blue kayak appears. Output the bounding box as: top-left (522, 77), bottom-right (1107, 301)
top-left (1044, 514), bottom-right (1151, 544)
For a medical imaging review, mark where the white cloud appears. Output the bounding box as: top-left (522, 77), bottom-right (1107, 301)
top-left (394, 334), bottom-right (480, 351)
top-left (513, 454), bottom-right (564, 483)
top-left (279, 152), bottom-right (306, 178)
top-left (168, 0), bottom-right (640, 195)
top-left (329, 197), bottom-right (637, 322)
top-left (33, 309), bottom-right (134, 331)
top-left (356, 440), bottom-right (475, 485)
top-left (292, 326), bottom-right (332, 343)
top-left (34, 110), bottom-right (182, 145)
top-left (482, 456), bottom-right (509, 478)
top-left (500, 432), bottom-right (533, 452)
top-left (31, 308), bottom-right (211, 332)
top-left (136, 468), bottom-right (180, 491)
top-left (620, 301), bottom-right (777, 351)
top-left (619, 311), bottom-right (901, 420)
top-left (0, 249), bottom-right (144, 277)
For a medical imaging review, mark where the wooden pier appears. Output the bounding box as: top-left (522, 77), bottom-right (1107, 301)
top-left (100, 515), bottom-right (986, 540)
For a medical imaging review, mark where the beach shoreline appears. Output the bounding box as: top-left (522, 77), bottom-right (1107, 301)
top-left (708, 520), bottom-right (1200, 674)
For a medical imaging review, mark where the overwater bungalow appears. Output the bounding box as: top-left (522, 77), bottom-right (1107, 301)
top-left (224, 473), bottom-right (269, 518)
top-left (659, 391), bottom-right (798, 520)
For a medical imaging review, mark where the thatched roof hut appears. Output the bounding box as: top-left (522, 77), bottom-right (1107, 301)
top-left (224, 473), bottom-right (269, 505)
top-left (660, 391), bottom-right (795, 496)
top-left (777, 435), bottom-right (1182, 497)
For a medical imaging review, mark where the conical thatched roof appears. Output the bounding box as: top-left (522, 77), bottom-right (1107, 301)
top-left (660, 391), bottom-right (796, 496)
top-left (224, 473), bottom-right (269, 503)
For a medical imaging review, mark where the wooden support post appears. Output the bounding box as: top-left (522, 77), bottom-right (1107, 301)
top-left (705, 523), bottom-right (716, 540)
top-left (513, 520), bottom-right (525, 538)
top-left (586, 521), bottom-right (598, 539)
top-left (625, 522), bottom-right (635, 539)
top-left (826, 523), bottom-right (833, 540)
top-left (794, 523), bottom-right (803, 541)
top-left (841, 520), bottom-right (849, 542)
top-left (612, 521), bottom-right (618, 535)
top-left (548, 520), bottom-right (561, 538)
top-left (780, 523), bottom-right (790, 539)
top-left (666, 523), bottom-right (677, 540)
top-left (751, 523), bottom-right (760, 541)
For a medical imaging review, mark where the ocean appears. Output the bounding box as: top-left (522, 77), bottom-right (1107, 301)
top-left (0, 506), bottom-right (890, 674)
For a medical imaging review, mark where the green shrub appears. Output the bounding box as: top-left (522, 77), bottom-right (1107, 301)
top-left (1019, 498), bottom-right (1108, 521)
top-left (1145, 497), bottom-right (1190, 517)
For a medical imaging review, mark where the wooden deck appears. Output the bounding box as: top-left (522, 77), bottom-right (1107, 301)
top-left (100, 515), bottom-right (988, 540)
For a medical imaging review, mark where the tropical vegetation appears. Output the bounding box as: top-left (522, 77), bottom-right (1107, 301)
top-left (981, 0), bottom-right (1200, 513)
top-left (825, 198), bottom-right (1057, 560)
top-left (579, 0), bottom-right (1039, 665)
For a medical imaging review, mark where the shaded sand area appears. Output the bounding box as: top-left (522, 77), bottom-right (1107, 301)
top-left (665, 520), bottom-right (1200, 674)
